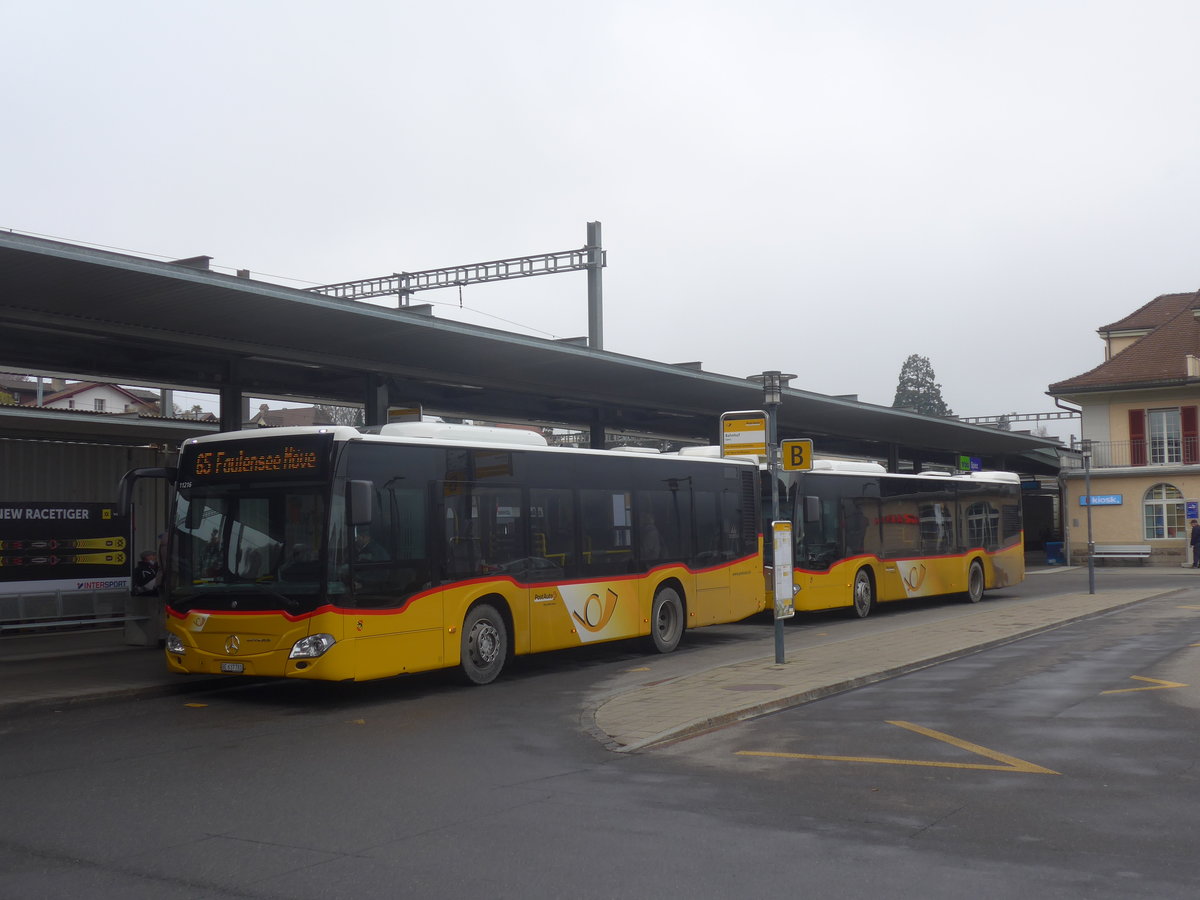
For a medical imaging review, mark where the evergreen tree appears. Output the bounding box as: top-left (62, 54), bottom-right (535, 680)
top-left (890, 354), bottom-right (953, 417)
top-left (996, 413), bottom-right (1012, 431)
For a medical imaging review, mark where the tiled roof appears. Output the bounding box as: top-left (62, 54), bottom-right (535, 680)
top-left (246, 406), bottom-right (336, 427)
top-left (1049, 291), bottom-right (1200, 394)
top-left (1097, 292), bottom-right (1198, 333)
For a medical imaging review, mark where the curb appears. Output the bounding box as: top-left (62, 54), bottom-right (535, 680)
top-left (595, 587), bottom-right (1173, 753)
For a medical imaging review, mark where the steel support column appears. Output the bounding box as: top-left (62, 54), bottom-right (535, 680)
top-left (218, 385), bottom-right (243, 433)
top-left (364, 375), bottom-right (390, 427)
top-left (586, 221), bottom-right (603, 350)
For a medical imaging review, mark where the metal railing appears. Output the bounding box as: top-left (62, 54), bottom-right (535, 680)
top-left (0, 589), bottom-right (140, 634)
top-left (1062, 437), bottom-right (1200, 469)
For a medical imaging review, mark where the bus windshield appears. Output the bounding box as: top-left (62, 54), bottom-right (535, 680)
top-left (168, 485), bottom-right (331, 614)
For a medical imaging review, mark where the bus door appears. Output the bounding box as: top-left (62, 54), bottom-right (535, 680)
top-left (342, 479), bottom-right (443, 680)
top-left (689, 487), bottom-right (740, 624)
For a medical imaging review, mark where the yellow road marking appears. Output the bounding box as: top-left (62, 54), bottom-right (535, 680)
top-left (737, 720), bottom-right (1059, 774)
top-left (184, 703), bottom-right (208, 708)
top-left (1101, 676), bottom-right (1188, 694)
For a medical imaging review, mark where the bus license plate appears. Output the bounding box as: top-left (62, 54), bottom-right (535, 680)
top-left (220, 662), bottom-right (244, 674)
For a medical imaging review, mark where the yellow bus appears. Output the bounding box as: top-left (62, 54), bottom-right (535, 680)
top-left (156, 424), bottom-right (766, 684)
top-left (767, 460), bottom-right (1024, 617)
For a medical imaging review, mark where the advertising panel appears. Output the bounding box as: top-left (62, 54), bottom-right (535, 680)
top-left (0, 501), bottom-right (131, 595)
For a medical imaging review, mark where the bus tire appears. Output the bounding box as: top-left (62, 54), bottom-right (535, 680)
top-left (966, 560), bottom-right (985, 603)
top-left (460, 602), bottom-right (508, 685)
top-left (650, 586), bottom-right (684, 653)
top-left (851, 567), bottom-right (875, 618)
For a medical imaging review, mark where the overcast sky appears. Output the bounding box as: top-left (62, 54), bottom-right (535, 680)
top-left (6, 1), bottom-right (1200, 442)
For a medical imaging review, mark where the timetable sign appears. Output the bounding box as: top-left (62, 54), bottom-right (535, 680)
top-left (720, 411), bottom-right (768, 457)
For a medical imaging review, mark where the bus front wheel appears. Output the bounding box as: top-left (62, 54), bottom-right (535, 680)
top-left (966, 560), bottom-right (985, 603)
top-left (650, 586), bottom-right (684, 653)
top-left (851, 568), bottom-right (875, 618)
top-left (461, 602), bottom-right (508, 685)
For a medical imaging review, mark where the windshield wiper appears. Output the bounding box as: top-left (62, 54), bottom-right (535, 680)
top-left (168, 592), bottom-right (205, 614)
top-left (168, 584), bottom-right (301, 613)
top-left (237, 583), bottom-right (301, 612)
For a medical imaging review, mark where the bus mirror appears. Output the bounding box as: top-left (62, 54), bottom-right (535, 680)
top-left (349, 480), bottom-right (374, 526)
top-left (804, 496), bottom-right (821, 523)
top-left (116, 467), bottom-right (177, 518)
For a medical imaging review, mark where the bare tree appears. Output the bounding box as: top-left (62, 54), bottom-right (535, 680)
top-left (314, 404), bottom-right (364, 427)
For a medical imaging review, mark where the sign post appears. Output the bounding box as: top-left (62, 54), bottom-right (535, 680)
top-left (1082, 440), bottom-right (1095, 595)
top-left (745, 371), bottom-right (797, 664)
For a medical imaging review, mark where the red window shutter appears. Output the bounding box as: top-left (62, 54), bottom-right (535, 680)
top-left (1183, 406), bottom-right (1199, 464)
top-left (1129, 409), bottom-right (1146, 466)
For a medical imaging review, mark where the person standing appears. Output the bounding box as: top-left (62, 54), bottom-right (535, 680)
top-left (132, 550), bottom-right (161, 595)
top-left (1190, 519), bottom-right (1200, 568)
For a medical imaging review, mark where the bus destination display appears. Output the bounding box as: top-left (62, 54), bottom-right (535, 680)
top-left (183, 434), bottom-right (333, 484)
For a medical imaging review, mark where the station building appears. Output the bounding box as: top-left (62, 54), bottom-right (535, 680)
top-left (1050, 290), bottom-right (1200, 566)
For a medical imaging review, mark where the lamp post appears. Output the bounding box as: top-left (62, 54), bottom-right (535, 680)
top-left (1081, 439), bottom-right (1095, 595)
top-left (749, 370), bottom-right (797, 663)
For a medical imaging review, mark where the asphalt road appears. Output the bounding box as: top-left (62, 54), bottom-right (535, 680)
top-left (3, 569), bottom-right (1198, 898)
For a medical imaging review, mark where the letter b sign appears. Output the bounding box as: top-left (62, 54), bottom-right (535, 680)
top-left (781, 439), bottom-right (813, 471)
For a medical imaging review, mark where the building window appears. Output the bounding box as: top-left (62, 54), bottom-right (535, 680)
top-left (1130, 407), bottom-right (1199, 465)
top-left (1143, 483), bottom-right (1185, 540)
top-left (1147, 409), bottom-right (1182, 465)
top-left (94, 398), bottom-right (106, 412)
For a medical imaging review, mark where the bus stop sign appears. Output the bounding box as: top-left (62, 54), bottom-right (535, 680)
top-left (720, 411), bottom-right (767, 457)
top-left (781, 439), bottom-right (813, 471)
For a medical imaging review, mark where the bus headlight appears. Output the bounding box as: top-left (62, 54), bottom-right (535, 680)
top-left (289, 633), bottom-right (336, 659)
top-left (165, 634), bottom-right (185, 654)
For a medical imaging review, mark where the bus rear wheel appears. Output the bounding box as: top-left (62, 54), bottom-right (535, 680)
top-left (461, 602), bottom-right (508, 685)
top-left (650, 586), bottom-right (684, 653)
top-left (851, 568), bottom-right (875, 618)
top-left (966, 560), bottom-right (985, 603)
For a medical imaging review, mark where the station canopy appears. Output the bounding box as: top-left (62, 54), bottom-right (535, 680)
top-left (0, 231), bottom-right (1060, 473)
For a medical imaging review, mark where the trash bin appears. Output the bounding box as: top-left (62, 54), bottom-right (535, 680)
top-left (1044, 541), bottom-right (1065, 565)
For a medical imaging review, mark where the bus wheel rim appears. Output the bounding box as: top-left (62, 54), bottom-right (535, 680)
top-left (470, 621), bottom-right (499, 664)
top-left (854, 572), bottom-right (871, 614)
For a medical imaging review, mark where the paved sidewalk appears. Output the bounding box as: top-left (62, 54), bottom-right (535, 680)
top-left (588, 585), bottom-right (1169, 752)
top-left (0, 628), bottom-right (225, 715)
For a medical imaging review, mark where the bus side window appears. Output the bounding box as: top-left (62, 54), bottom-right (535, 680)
top-left (580, 489), bottom-right (634, 575)
top-left (530, 488), bottom-right (575, 579)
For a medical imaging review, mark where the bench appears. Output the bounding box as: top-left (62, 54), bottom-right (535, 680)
top-left (1091, 544), bottom-right (1152, 565)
